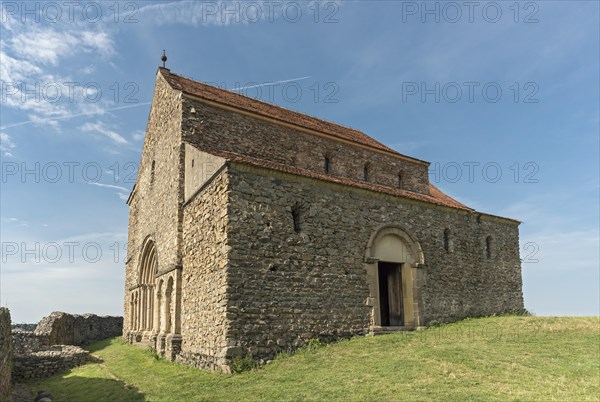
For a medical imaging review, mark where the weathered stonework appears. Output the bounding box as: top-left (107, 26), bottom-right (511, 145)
top-left (124, 68), bottom-right (524, 372)
top-left (12, 330), bottom-right (49, 354)
top-left (12, 345), bottom-right (89, 382)
top-left (0, 308), bottom-right (12, 401)
top-left (222, 165), bottom-right (523, 360)
top-left (123, 72), bottom-right (185, 359)
top-left (7, 312), bottom-right (121, 382)
top-left (178, 169), bottom-right (231, 371)
top-left (35, 312), bottom-right (123, 346)
top-left (181, 99), bottom-right (430, 195)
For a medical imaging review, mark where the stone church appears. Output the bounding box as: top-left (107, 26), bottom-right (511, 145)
top-left (123, 67), bottom-right (524, 372)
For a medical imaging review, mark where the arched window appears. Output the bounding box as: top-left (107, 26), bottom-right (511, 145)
top-left (363, 163), bottom-right (370, 181)
top-left (324, 155), bottom-right (331, 174)
top-left (137, 240), bottom-right (158, 331)
top-left (139, 240), bottom-right (157, 284)
top-left (485, 236), bottom-right (493, 259)
top-left (397, 172), bottom-right (404, 189)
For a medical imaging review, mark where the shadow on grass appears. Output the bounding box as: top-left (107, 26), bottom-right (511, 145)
top-left (86, 338), bottom-right (116, 353)
top-left (35, 375), bottom-right (147, 402)
top-left (26, 338), bottom-right (147, 402)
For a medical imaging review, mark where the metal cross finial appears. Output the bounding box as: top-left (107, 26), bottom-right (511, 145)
top-left (161, 49), bottom-right (167, 68)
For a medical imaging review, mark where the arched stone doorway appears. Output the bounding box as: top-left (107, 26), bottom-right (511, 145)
top-left (365, 225), bottom-right (425, 331)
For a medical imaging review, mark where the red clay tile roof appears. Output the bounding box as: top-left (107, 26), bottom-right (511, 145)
top-left (196, 146), bottom-right (473, 211)
top-left (159, 68), bottom-right (428, 165)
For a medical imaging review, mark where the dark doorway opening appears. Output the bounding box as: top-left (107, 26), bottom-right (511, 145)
top-left (378, 262), bottom-right (404, 326)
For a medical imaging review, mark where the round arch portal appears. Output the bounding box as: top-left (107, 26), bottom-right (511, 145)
top-left (364, 225), bottom-right (425, 330)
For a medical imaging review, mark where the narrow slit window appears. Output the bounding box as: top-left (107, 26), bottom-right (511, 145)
top-left (444, 229), bottom-right (451, 253)
top-left (486, 236), bottom-right (493, 259)
top-left (292, 208), bottom-right (301, 233)
top-left (324, 156), bottom-right (330, 174)
top-left (397, 173), bottom-right (403, 189)
top-left (363, 164), bottom-right (369, 181)
top-left (150, 160), bottom-right (156, 185)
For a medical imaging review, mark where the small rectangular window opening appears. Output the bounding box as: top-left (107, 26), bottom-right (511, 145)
top-left (292, 209), bottom-right (301, 233)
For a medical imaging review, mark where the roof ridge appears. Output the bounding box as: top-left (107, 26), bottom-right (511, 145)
top-left (167, 69), bottom-right (365, 132)
top-left (188, 145), bottom-right (472, 212)
top-left (158, 68), bottom-right (429, 165)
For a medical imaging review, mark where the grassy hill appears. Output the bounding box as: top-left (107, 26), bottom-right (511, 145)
top-left (29, 316), bottom-right (599, 401)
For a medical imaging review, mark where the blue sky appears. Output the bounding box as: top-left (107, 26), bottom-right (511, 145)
top-left (0, 1), bottom-right (598, 323)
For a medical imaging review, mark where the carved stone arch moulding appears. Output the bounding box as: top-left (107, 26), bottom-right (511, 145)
top-left (365, 224), bottom-right (425, 266)
top-left (364, 224), bottom-right (426, 330)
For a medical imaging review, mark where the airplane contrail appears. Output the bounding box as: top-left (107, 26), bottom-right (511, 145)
top-left (0, 102), bottom-right (152, 130)
top-left (1, 76), bottom-right (311, 129)
top-left (231, 76), bottom-right (312, 92)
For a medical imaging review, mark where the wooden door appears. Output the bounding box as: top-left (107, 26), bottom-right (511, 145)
top-left (378, 262), bottom-right (404, 326)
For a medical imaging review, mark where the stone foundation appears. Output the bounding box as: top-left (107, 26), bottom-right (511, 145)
top-left (175, 351), bottom-right (229, 373)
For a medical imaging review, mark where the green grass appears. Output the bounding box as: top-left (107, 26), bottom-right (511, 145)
top-left (29, 316), bottom-right (600, 401)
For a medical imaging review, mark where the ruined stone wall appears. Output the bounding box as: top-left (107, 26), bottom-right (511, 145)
top-left (12, 345), bottom-right (88, 382)
top-left (35, 312), bottom-right (122, 346)
top-left (10, 312), bottom-right (115, 381)
top-left (181, 99), bottom-right (430, 195)
top-left (178, 169), bottom-right (231, 371)
top-left (0, 308), bottom-right (12, 401)
top-left (12, 330), bottom-right (49, 354)
top-left (222, 164), bottom-right (523, 361)
top-left (124, 73), bottom-right (185, 335)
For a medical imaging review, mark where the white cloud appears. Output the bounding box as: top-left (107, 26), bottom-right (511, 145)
top-left (0, 13), bottom-right (117, 131)
top-left (10, 30), bottom-right (80, 66)
top-left (8, 25), bottom-right (114, 67)
top-left (81, 122), bottom-right (129, 145)
top-left (521, 230), bottom-right (599, 272)
top-left (78, 31), bottom-right (115, 57)
top-left (80, 65), bottom-right (96, 75)
top-left (132, 130), bottom-right (145, 141)
top-left (0, 51), bottom-right (43, 82)
top-left (0, 132), bottom-right (16, 157)
top-left (2, 217), bottom-right (28, 226)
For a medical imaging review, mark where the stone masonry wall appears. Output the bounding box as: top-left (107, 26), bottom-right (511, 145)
top-left (0, 308), bottom-right (12, 401)
top-left (220, 164), bottom-right (523, 362)
top-left (124, 72), bottom-right (185, 335)
top-left (181, 98), bottom-right (430, 195)
top-left (12, 345), bottom-right (89, 382)
top-left (12, 330), bottom-right (49, 354)
top-left (178, 168), bottom-right (231, 371)
top-left (35, 312), bottom-right (123, 346)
